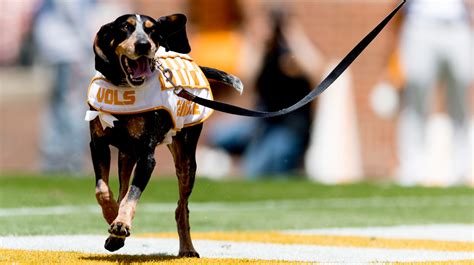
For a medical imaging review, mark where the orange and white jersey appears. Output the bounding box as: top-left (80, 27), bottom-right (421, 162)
top-left (86, 47), bottom-right (213, 135)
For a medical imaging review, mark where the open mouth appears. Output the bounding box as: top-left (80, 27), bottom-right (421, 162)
top-left (120, 55), bottom-right (155, 85)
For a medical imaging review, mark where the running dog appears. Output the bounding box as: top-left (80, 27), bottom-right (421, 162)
top-left (87, 13), bottom-right (242, 257)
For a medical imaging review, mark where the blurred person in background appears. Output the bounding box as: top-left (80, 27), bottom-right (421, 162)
top-left (182, 0), bottom-right (248, 178)
top-left (206, 8), bottom-right (324, 179)
top-left (394, 0), bottom-right (472, 185)
top-left (33, 0), bottom-right (126, 174)
top-left (0, 0), bottom-right (39, 66)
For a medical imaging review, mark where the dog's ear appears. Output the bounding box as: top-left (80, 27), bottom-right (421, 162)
top-left (93, 22), bottom-right (115, 64)
top-left (156, 14), bottom-right (191, 54)
top-left (94, 21), bottom-right (124, 84)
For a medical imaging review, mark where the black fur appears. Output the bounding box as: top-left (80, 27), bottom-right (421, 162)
top-left (156, 14), bottom-right (191, 53)
top-left (90, 13), bottom-right (242, 257)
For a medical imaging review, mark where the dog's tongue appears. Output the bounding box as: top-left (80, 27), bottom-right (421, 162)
top-left (131, 57), bottom-right (153, 78)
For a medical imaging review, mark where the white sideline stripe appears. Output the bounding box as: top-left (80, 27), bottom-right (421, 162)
top-left (0, 234), bottom-right (473, 263)
top-left (0, 205), bottom-right (101, 217)
top-left (0, 195), bottom-right (472, 217)
top-left (285, 224), bottom-right (474, 242)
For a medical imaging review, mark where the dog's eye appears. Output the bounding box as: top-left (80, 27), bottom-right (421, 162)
top-left (121, 23), bottom-right (135, 32)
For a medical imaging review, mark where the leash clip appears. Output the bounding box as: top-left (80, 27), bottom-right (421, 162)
top-left (157, 63), bottom-right (184, 95)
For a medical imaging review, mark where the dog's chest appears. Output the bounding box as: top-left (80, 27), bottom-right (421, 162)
top-left (90, 109), bottom-right (174, 146)
top-left (126, 116), bottom-right (146, 139)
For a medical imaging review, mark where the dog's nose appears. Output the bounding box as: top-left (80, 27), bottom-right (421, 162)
top-left (135, 41), bottom-right (151, 55)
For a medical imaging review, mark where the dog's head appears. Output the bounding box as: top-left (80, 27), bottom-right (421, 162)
top-left (94, 14), bottom-right (190, 87)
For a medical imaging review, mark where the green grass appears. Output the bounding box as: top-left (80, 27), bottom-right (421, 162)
top-left (0, 175), bottom-right (473, 236)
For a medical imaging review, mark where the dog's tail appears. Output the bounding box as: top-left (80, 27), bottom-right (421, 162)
top-left (200, 66), bottom-right (243, 95)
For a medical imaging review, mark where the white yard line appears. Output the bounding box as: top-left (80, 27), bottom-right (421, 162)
top-left (0, 230), bottom-right (473, 263)
top-left (0, 205), bottom-right (101, 217)
top-left (1, 195), bottom-right (472, 217)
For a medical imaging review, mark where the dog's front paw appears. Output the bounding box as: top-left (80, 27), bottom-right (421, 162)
top-left (104, 221), bottom-right (130, 252)
top-left (178, 250), bottom-right (200, 258)
top-left (108, 221), bottom-right (131, 237)
top-left (104, 234), bottom-right (125, 252)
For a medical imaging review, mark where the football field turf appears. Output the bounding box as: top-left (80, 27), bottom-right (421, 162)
top-left (0, 175), bottom-right (473, 263)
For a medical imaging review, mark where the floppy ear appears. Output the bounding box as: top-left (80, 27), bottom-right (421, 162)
top-left (93, 22), bottom-right (125, 84)
top-left (93, 22), bottom-right (115, 64)
top-left (156, 14), bottom-right (191, 53)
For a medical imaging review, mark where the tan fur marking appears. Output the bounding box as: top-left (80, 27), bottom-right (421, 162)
top-left (90, 118), bottom-right (106, 137)
top-left (144, 20), bottom-right (154, 29)
top-left (127, 117), bottom-right (145, 139)
top-left (113, 185), bottom-right (142, 229)
top-left (126, 17), bottom-right (136, 26)
top-left (95, 180), bottom-right (119, 224)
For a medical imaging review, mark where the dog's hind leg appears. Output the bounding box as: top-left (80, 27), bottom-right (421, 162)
top-left (168, 124), bottom-right (203, 258)
top-left (90, 136), bottom-right (118, 225)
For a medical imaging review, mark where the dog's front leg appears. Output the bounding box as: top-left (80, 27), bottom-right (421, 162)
top-left (90, 126), bottom-right (118, 225)
top-left (104, 151), bottom-right (156, 252)
top-left (168, 124), bottom-right (202, 258)
top-left (118, 150), bottom-right (136, 202)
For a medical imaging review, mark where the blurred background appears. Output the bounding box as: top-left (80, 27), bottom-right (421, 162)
top-left (0, 0), bottom-right (472, 186)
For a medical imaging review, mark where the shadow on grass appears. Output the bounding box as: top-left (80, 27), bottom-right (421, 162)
top-left (80, 253), bottom-right (183, 263)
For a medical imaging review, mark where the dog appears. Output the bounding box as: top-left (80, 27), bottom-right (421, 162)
top-left (87, 13), bottom-right (242, 257)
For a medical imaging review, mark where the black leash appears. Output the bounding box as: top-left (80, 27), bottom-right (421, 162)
top-left (170, 0), bottom-right (406, 118)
